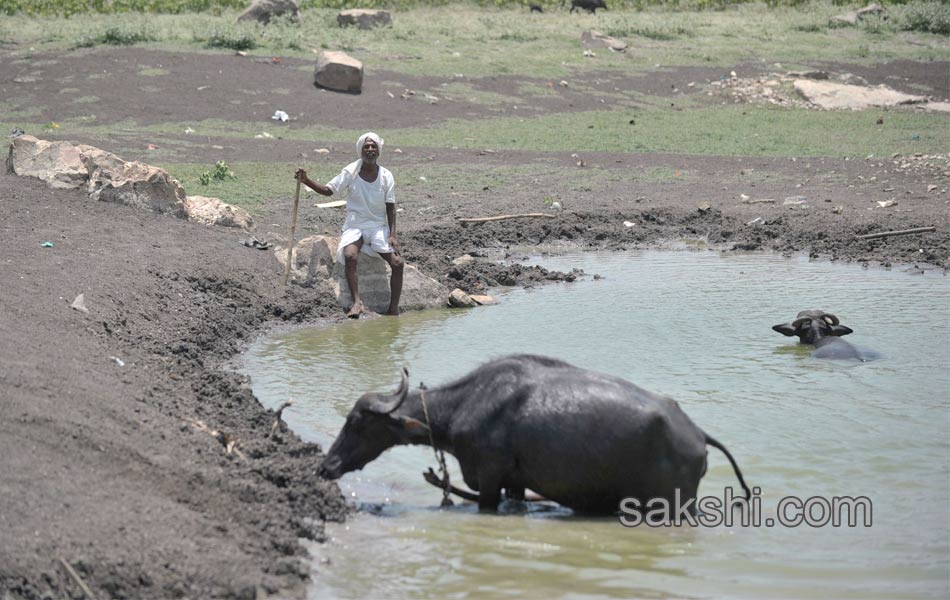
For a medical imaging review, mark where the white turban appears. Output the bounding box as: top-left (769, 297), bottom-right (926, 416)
top-left (357, 132), bottom-right (384, 157)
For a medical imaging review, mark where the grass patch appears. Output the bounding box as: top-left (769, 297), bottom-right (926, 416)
top-left (15, 101), bottom-right (946, 160)
top-left (380, 105), bottom-right (947, 158)
top-left (199, 27), bottom-right (257, 50)
top-left (893, 0), bottom-right (950, 35)
top-left (160, 161), bottom-right (309, 209)
top-left (75, 24), bottom-right (156, 48)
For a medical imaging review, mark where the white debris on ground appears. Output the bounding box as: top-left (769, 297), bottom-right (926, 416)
top-left (709, 70), bottom-right (947, 113)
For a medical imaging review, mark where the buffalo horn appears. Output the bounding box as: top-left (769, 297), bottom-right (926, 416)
top-left (821, 313), bottom-right (840, 326)
top-left (791, 316), bottom-right (812, 329)
top-left (381, 367), bottom-right (410, 414)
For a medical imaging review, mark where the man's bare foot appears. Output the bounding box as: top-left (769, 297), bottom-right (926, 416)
top-left (346, 301), bottom-right (364, 319)
top-left (384, 307), bottom-right (400, 316)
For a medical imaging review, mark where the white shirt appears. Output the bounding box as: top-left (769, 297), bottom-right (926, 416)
top-left (326, 160), bottom-right (396, 230)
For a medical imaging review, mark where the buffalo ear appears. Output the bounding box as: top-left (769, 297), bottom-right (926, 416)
top-left (772, 323), bottom-right (798, 337)
top-left (401, 416), bottom-right (429, 435)
top-left (830, 325), bottom-right (854, 337)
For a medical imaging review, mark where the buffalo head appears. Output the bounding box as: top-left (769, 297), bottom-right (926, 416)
top-left (318, 368), bottom-right (427, 480)
top-left (772, 310), bottom-right (854, 345)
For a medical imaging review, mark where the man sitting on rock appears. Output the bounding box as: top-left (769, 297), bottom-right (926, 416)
top-left (295, 132), bottom-right (403, 318)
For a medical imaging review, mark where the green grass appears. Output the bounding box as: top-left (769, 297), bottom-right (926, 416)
top-left (1, 3), bottom-right (947, 77)
top-left (7, 100), bottom-right (946, 159)
top-left (155, 159), bottom-right (689, 211)
top-left (364, 106), bottom-right (950, 158)
top-left (160, 161), bottom-right (312, 209)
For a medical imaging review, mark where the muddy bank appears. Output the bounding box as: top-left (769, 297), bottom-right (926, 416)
top-left (2, 151), bottom-right (948, 596)
top-left (0, 171), bottom-right (350, 599)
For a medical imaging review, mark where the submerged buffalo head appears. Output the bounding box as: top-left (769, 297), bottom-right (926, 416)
top-left (318, 368), bottom-right (426, 480)
top-left (772, 310), bottom-right (854, 345)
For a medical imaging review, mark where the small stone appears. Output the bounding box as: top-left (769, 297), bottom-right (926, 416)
top-left (448, 288), bottom-right (477, 308)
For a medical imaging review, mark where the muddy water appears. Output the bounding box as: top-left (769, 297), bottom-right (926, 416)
top-left (242, 251), bottom-right (949, 599)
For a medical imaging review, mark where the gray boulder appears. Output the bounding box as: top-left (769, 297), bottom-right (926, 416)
top-left (581, 30), bottom-right (627, 52)
top-left (184, 195), bottom-right (253, 230)
top-left (82, 150), bottom-right (186, 216)
top-left (238, 0), bottom-right (300, 24)
top-left (830, 2), bottom-right (884, 26)
top-left (275, 235), bottom-right (448, 313)
top-left (332, 258), bottom-right (446, 313)
top-left (7, 135), bottom-right (96, 189)
top-left (314, 51), bottom-right (363, 94)
top-left (794, 80), bottom-right (927, 110)
top-left (273, 235), bottom-right (336, 286)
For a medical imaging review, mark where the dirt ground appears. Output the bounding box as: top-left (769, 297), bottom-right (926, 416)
top-left (1, 45), bottom-right (948, 599)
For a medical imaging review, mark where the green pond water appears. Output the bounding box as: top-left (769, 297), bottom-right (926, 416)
top-left (241, 250), bottom-right (950, 600)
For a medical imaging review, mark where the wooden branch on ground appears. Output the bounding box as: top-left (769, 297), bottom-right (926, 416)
top-left (59, 558), bottom-right (96, 600)
top-left (856, 226), bottom-right (936, 240)
top-left (187, 419), bottom-right (246, 460)
top-left (457, 213), bottom-right (556, 224)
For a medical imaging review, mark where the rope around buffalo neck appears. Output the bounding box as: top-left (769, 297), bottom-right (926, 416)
top-left (420, 389), bottom-right (453, 507)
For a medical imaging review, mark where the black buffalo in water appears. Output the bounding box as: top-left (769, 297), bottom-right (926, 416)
top-left (318, 355), bottom-right (750, 514)
top-left (772, 310), bottom-right (875, 361)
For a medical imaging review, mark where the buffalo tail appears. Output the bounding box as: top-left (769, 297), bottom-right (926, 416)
top-left (704, 433), bottom-right (752, 501)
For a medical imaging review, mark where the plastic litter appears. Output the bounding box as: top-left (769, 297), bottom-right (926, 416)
top-left (109, 356), bottom-right (125, 367)
top-left (272, 110), bottom-right (289, 122)
top-left (41, 241), bottom-right (54, 247)
top-left (241, 238), bottom-right (273, 250)
top-left (70, 293), bottom-right (89, 314)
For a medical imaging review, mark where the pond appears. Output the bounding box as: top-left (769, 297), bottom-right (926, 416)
top-left (242, 250), bottom-right (950, 600)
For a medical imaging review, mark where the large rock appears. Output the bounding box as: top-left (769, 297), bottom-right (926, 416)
top-left (337, 9), bottom-right (392, 29)
top-left (82, 150), bottom-right (186, 216)
top-left (184, 195), bottom-right (253, 230)
top-left (581, 30), bottom-right (627, 52)
top-left (7, 136), bottom-right (255, 225)
top-left (830, 2), bottom-right (884, 26)
top-left (314, 51), bottom-right (363, 94)
top-left (794, 79), bottom-right (928, 110)
top-left (6, 135), bottom-right (95, 189)
top-left (273, 235), bottom-right (336, 286)
top-left (332, 258), bottom-right (446, 313)
top-left (238, 0), bottom-right (300, 24)
top-left (275, 235), bottom-right (447, 311)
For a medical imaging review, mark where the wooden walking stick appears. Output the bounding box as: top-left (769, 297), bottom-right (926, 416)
top-left (282, 178), bottom-right (302, 286)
